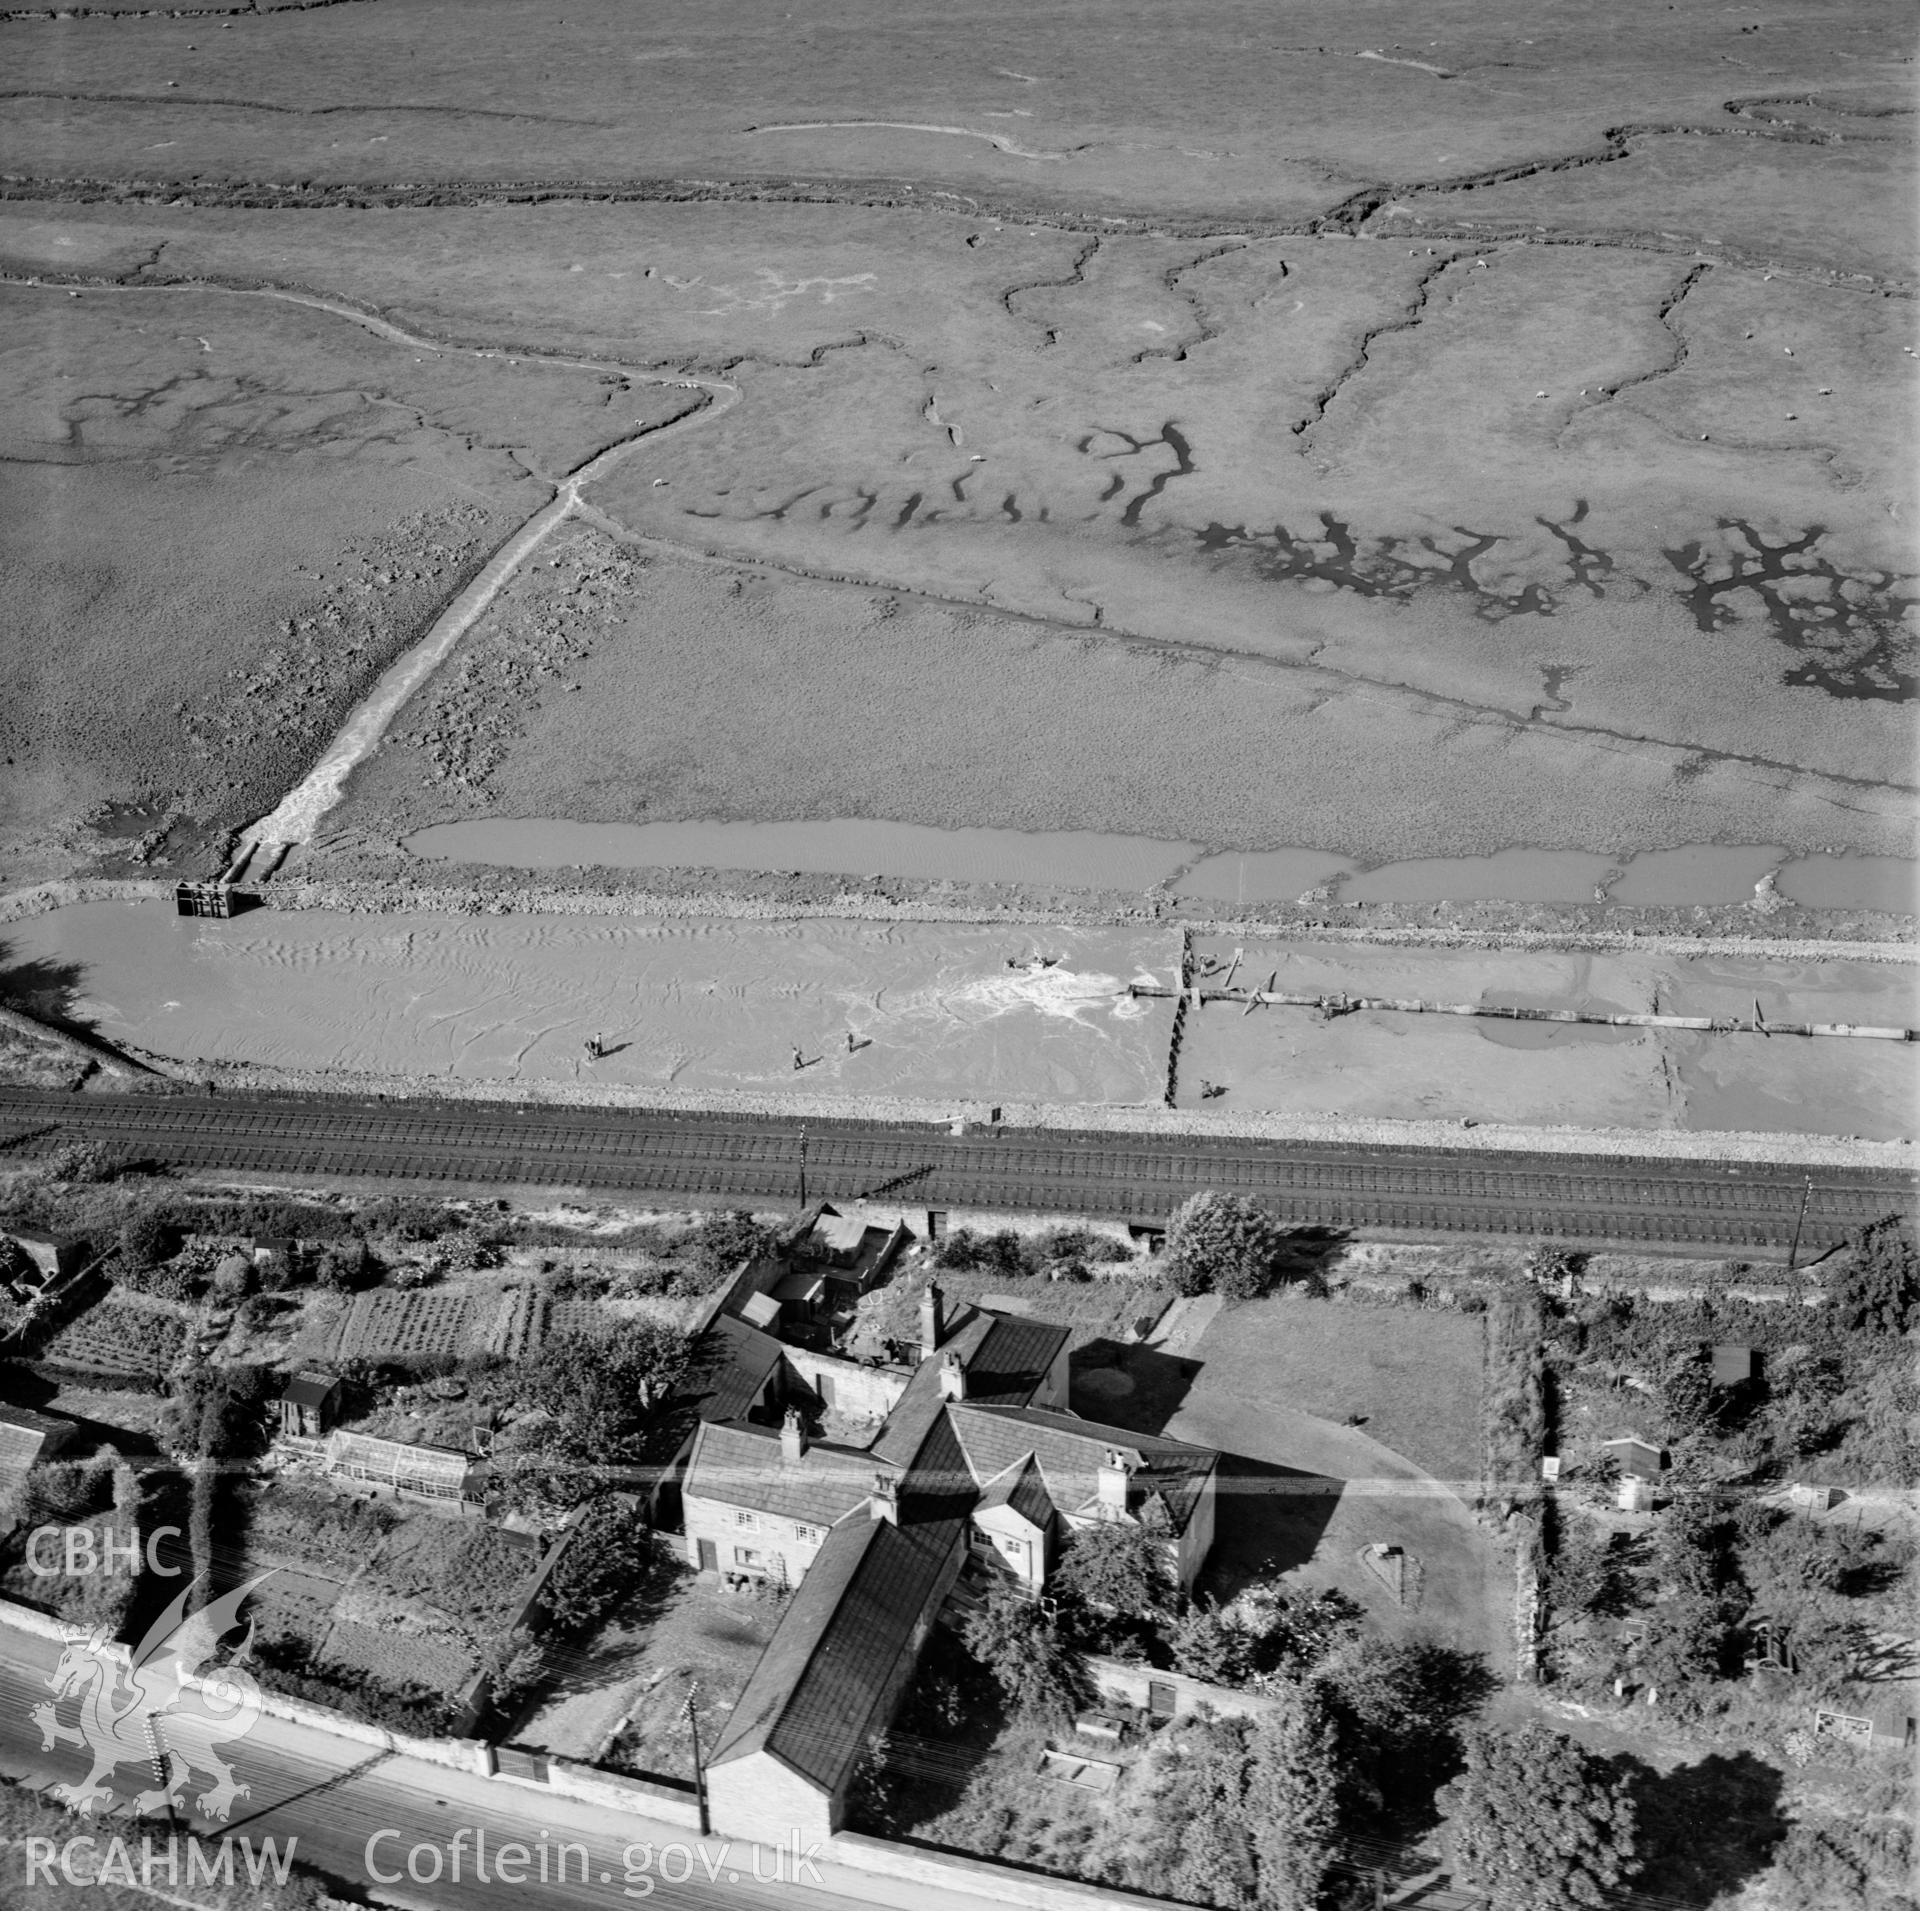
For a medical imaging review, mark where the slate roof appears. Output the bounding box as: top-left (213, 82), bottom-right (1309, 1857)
top-left (868, 1310), bottom-right (997, 1468)
top-left (867, 1307), bottom-right (1066, 1469)
top-left (683, 1421), bottom-right (886, 1528)
top-left (710, 1500), bottom-right (967, 1793)
top-left (0, 1404), bottom-right (72, 1474)
top-left (974, 1454), bottom-right (1055, 1531)
top-left (946, 1405), bottom-right (1215, 1535)
top-left (279, 1372), bottom-right (339, 1409)
top-left (772, 1267), bottom-right (827, 1304)
top-left (684, 1315), bottom-right (786, 1425)
top-left (968, 1316), bottom-right (1069, 1401)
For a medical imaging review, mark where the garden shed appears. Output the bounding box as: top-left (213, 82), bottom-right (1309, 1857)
top-left (278, 1370), bottom-right (343, 1439)
top-left (1603, 1435), bottom-right (1664, 1481)
top-left (4, 1228), bottom-right (86, 1290)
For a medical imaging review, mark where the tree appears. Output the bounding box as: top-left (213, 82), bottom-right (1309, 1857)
top-left (164, 1362), bottom-right (273, 1461)
top-left (1768, 1805), bottom-right (1914, 1911)
top-left (507, 1319), bottom-right (693, 1504)
top-left (960, 1586), bottom-right (1078, 1719)
top-left (1157, 1719), bottom-right (1258, 1910)
top-left (1165, 1191), bottom-right (1287, 1301)
top-left (1247, 1586), bottom-right (1366, 1679)
top-left (1169, 1598), bottom-right (1255, 1687)
top-left (1245, 1682), bottom-right (1344, 1911)
top-left (537, 1499), bottom-right (662, 1637)
top-left (1661, 1350), bottom-right (1719, 1438)
top-left (314, 1238), bottom-right (377, 1292)
top-left (1788, 1614), bottom-right (1872, 1700)
top-left (1636, 1594), bottom-right (1728, 1696)
top-left (479, 1628), bottom-right (547, 1728)
top-left (1318, 1636), bottom-right (1499, 1804)
top-left (847, 1732), bottom-right (899, 1834)
top-left (1447, 1724), bottom-right (1637, 1911)
top-left (1654, 1494), bottom-right (1727, 1602)
top-left (1827, 1216), bottom-right (1918, 1336)
top-left (1053, 1520), bottom-right (1173, 1631)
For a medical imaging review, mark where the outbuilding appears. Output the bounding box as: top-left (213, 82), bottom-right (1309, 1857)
top-left (1603, 1436), bottom-right (1664, 1481)
top-left (277, 1371), bottom-right (343, 1439)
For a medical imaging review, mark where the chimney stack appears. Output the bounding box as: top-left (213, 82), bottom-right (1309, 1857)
top-left (920, 1281), bottom-right (945, 1357)
top-left (780, 1408), bottom-right (806, 1465)
top-left (1097, 1447), bottom-right (1137, 1515)
top-left (869, 1472), bottom-right (900, 1524)
top-left (938, 1351), bottom-right (967, 1402)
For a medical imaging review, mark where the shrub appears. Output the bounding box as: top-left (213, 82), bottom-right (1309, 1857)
top-left (1767, 1804), bottom-right (1914, 1910)
top-left (479, 1629), bottom-right (547, 1726)
top-left (1484, 1287), bottom-right (1549, 1511)
top-left (41, 1140), bottom-right (140, 1185)
top-left (689, 1210), bottom-right (784, 1282)
top-left (117, 1208), bottom-right (177, 1274)
top-left (358, 1195), bottom-right (451, 1243)
top-left (210, 1255), bottom-right (256, 1302)
top-left (1165, 1191), bottom-right (1287, 1300)
top-left (252, 1627), bottom-right (453, 1737)
top-left (933, 1227), bottom-right (1025, 1277)
top-left (314, 1239), bottom-right (377, 1292)
top-left (1826, 1216), bottom-right (1918, 1336)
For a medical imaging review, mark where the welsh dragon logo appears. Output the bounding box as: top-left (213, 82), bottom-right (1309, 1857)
top-left (30, 1575), bottom-right (270, 1820)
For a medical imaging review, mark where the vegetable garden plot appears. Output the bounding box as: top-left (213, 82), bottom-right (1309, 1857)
top-left (485, 1284), bottom-right (545, 1361)
top-left (333, 1289), bottom-right (476, 1364)
top-left (41, 1297), bottom-right (188, 1378)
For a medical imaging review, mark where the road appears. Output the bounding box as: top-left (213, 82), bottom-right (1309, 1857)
top-left (0, 1624), bottom-right (1025, 1911)
top-left (1, 1087), bottom-right (1911, 1255)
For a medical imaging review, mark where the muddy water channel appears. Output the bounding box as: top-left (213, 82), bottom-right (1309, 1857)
top-left (1176, 939), bottom-right (1917, 1142)
top-left (14, 901), bottom-right (1173, 1106)
top-left (402, 817), bottom-right (1198, 891)
top-left (403, 818), bottom-right (1915, 913)
top-left (9, 902), bottom-right (1910, 1142)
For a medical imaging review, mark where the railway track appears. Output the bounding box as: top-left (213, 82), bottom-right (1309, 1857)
top-left (0, 1088), bottom-right (1909, 1254)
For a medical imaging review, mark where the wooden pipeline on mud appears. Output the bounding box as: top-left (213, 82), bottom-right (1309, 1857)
top-left (1129, 981), bottom-right (1916, 1042)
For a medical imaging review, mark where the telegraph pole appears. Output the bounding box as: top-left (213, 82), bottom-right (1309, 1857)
top-left (1786, 1174), bottom-right (1813, 1274)
top-left (797, 1128), bottom-right (808, 1210)
top-left (684, 1682), bottom-right (710, 1836)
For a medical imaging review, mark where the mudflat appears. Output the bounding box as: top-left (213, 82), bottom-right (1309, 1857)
top-left (0, 0), bottom-right (1910, 904)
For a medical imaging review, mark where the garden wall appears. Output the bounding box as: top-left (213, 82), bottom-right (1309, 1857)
top-left (779, 1345), bottom-right (910, 1419)
top-left (1082, 1655), bottom-right (1284, 1722)
top-left (491, 1755), bottom-right (702, 1828)
top-left (830, 1830), bottom-right (1180, 1911)
top-left (0, 1597), bottom-right (491, 1774)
